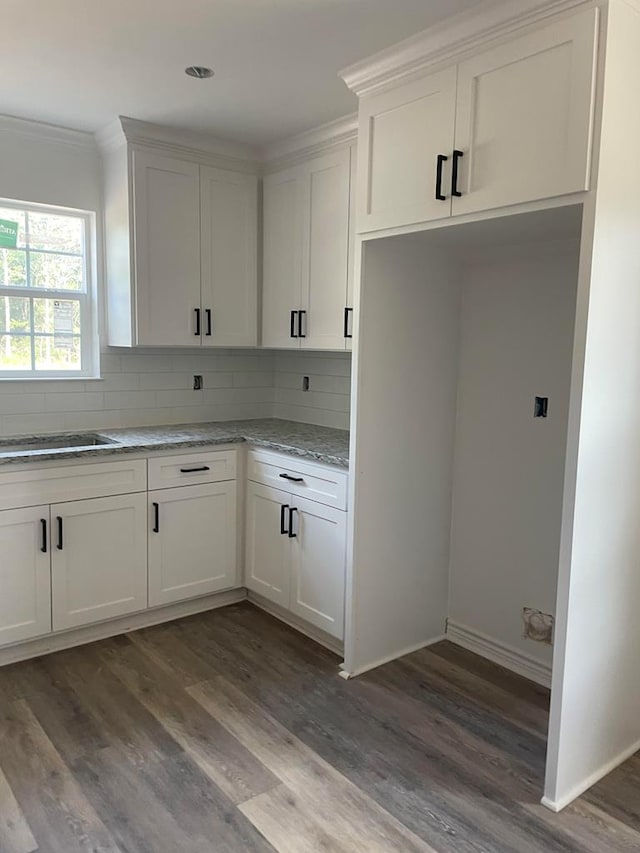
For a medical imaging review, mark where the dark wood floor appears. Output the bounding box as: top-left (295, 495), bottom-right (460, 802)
top-left (0, 603), bottom-right (638, 852)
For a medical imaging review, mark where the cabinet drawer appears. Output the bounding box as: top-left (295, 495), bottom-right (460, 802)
top-left (148, 449), bottom-right (236, 490)
top-left (0, 459), bottom-right (147, 511)
top-left (247, 449), bottom-right (347, 510)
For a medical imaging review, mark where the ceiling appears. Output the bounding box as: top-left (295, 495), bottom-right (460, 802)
top-left (3, 0), bottom-right (489, 147)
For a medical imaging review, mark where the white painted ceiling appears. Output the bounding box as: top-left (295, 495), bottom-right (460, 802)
top-left (3, 0), bottom-right (488, 146)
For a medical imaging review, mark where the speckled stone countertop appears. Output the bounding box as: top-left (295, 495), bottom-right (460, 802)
top-left (0, 419), bottom-right (350, 469)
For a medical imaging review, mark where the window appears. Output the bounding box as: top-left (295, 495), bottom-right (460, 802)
top-left (0, 200), bottom-right (98, 378)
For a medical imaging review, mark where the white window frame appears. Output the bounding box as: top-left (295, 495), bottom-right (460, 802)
top-left (0, 198), bottom-right (99, 379)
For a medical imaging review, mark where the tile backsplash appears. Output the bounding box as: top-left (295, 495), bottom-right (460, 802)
top-left (0, 348), bottom-right (351, 436)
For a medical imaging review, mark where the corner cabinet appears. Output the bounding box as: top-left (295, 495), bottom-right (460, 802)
top-left (262, 145), bottom-right (355, 350)
top-left (101, 128), bottom-right (258, 347)
top-left (353, 7), bottom-right (599, 233)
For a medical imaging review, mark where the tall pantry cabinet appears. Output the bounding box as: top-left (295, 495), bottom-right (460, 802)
top-left (340, 0), bottom-right (640, 816)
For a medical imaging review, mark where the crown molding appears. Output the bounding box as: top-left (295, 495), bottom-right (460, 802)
top-left (261, 113), bottom-right (358, 170)
top-left (95, 116), bottom-right (260, 174)
top-left (340, 0), bottom-right (597, 97)
top-left (0, 114), bottom-right (97, 151)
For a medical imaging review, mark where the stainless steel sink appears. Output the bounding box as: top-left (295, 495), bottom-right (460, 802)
top-left (0, 434), bottom-right (119, 454)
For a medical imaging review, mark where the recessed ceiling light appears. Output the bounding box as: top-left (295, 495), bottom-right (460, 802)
top-left (185, 66), bottom-right (214, 80)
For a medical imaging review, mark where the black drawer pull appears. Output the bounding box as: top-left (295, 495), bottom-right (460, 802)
top-left (152, 502), bottom-right (160, 533)
top-left (40, 518), bottom-right (47, 553)
top-left (451, 149), bottom-right (463, 197)
top-left (279, 473), bottom-right (304, 483)
top-left (288, 506), bottom-right (297, 538)
top-left (179, 466), bottom-right (211, 473)
top-left (205, 308), bottom-right (212, 336)
top-left (344, 307), bottom-right (353, 339)
top-left (280, 504), bottom-right (289, 535)
top-left (298, 310), bottom-right (306, 338)
top-left (56, 516), bottom-right (63, 551)
top-left (290, 310), bottom-right (299, 338)
top-left (435, 153), bottom-right (448, 201)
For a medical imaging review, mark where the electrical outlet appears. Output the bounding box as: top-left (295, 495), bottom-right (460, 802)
top-left (522, 607), bottom-right (553, 644)
top-left (193, 375), bottom-right (203, 390)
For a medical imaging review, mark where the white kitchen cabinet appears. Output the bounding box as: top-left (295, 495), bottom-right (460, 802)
top-left (289, 496), bottom-right (346, 640)
top-left (262, 148), bottom-right (353, 351)
top-left (262, 165), bottom-right (306, 349)
top-left (351, 7), bottom-right (597, 233)
top-left (132, 150), bottom-right (202, 346)
top-left (148, 481), bottom-right (237, 607)
top-left (101, 120), bottom-right (258, 348)
top-left (200, 166), bottom-right (258, 346)
top-left (0, 506), bottom-right (51, 646)
top-left (51, 493), bottom-right (148, 631)
top-left (246, 458), bottom-right (347, 641)
top-left (357, 67), bottom-right (457, 232)
top-left (452, 8), bottom-right (598, 216)
top-left (245, 482), bottom-right (292, 608)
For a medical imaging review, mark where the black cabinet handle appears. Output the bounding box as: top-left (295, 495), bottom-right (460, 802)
top-left (152, 502), bottom-right (160, 533)
top-left (290, 310), bottom-right (299, 338)
top-left (288, 506), bottom-right (297, 538)
top-left (298, 310), bottom-right (306, 338)
top-left (56, 516), bottom-right (63, 551)
top-left (279, 473), bottom-right (304, 483)
top-left (40, 518), bottom-right (47, 553)
top-left (280, 504), bottom-right (289, 535)
top-left (451, 149), bottom-right (463, 197)
top-left (194, 308), bottom-right (201, 336)
top-left (344, 307), bottom-right (353, 339)
top-left (205, 309), bottom-right (212, 336)
top-left (435, 154), bottom-right (448, 201)
top-left (179, 466), bottom-right (211, 473)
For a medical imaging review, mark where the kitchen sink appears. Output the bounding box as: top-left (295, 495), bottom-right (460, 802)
top-left (0, 434), bottom-right (120, 454)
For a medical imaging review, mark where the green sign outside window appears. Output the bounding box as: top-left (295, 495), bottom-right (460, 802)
top-left (0, 219), bottom-right (18, 249)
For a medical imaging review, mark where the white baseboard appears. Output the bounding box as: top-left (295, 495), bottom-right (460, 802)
top-left (541, 735), bottom-right (640, 812)
top-left (247, 591), bottom-right (344, 656)
top-left (446, 619), bottom-right (552, 687)
top-left (339, 634), bottom-right (447, 679)
top-left (0, 588), bottom-right (247, 667)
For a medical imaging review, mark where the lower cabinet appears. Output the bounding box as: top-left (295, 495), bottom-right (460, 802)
top-left (148, 481), bottom-right (237, 606)
top-left (0, 505), bottom-right (51, 645)
top-left (246, 481), bottom-right (346, 640)
top-left (51, 493), bottom-right (148, 631)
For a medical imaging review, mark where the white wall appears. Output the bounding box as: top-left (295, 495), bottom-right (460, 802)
top-left (0, 115), bottom-right (352, 436)
top-left (345, 234), bottom-right (461, 675)
top-left (449, 241), bottom-right (579, 668)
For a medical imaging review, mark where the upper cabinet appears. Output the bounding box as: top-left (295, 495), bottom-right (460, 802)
top-left (100, 120), bottom-right (258, 347)
top-left (347, 7), bottom-right (599, 234)
top-left (262, 145), bottom-right (355, 350)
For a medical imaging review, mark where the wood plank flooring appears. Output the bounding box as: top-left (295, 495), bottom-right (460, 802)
top-left (0, 602), bottom-right (638, 852)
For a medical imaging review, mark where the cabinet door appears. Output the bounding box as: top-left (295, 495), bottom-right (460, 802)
top-left (132, 150), bottom-right (201, 346)
top-left (200, 167), bottom-right (258, 347)
top-left (300, 149), bottom-right (351, 351)
top-left (289, 497), bottom-right (346, 640)
top-left (245, 482), bottom-right (291, 607)
top-left (453, 8), bottom-right (598, 216)
top-left (0, 506), bottom-right (51, 646)
top-left (357, 66), bottom-right (457, 233)
top-left (345, 144), bottom-right (357, 352)
top-left (51, 494), bottom-right (147, 631)
top-left (148, 482), bottom-right (237, 607)
top-left (262, 166), bottom-right (305, 349)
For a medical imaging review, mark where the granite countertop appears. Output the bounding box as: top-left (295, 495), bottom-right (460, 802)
top-left (0, 419), bottom-right (350, 469)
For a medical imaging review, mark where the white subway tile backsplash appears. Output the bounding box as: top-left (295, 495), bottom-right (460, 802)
top-left (0, 346), bottom-right (351, 436)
